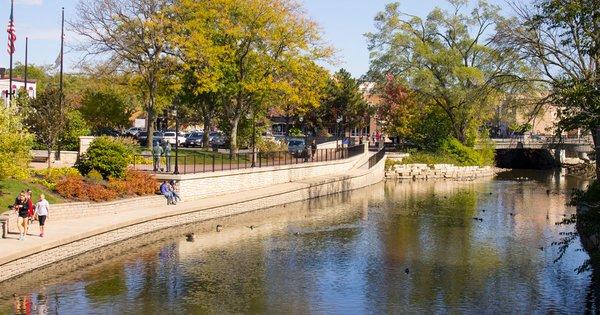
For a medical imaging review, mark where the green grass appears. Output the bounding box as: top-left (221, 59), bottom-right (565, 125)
top-left (400, 151), bottom-right (468, 166)
top-left (0, 178), bottom-right (65, 210)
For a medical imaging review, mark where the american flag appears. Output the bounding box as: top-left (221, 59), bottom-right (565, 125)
top-left (7, 1), bottom-right (15, 55)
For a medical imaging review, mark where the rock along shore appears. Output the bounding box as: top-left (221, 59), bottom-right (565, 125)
top-left (386, 163), bottom-right (503, 181)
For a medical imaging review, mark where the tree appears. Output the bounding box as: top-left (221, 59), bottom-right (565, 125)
top-left (498, 0), bottom-right (600, 179)
top-left (24, 87), bottom-right (66, 169)
top-left (80, 90), bottom-right (135, 132)
top-left (174, 0), bottom-right (332, 154)
top-left (366, 1), bottom-right (530, 145)
top-left (321, 69), bottom-right (372, 136)
top-left (70, 0), bottom-right (175, 149)
top-left (175, 69), bottom-right (221, 148)
top-left (60, 109), bottom-right (91, 151)
top-left (0, 105), bottom-right (32, 179)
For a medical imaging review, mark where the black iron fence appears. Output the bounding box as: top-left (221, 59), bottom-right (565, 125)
top-left (368, 147), bottom-right (385, 169)
top-left (133, 144), bottom-right (365, 175)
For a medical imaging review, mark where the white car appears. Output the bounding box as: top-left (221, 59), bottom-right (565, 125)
top-left (125, 127), bottom-right (144, 137)
top-left (162, 131), bottom-right (186, 145)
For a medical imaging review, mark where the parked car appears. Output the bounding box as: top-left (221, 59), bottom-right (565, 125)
top-left (184, 132), bottom-right (204, 147)
top-left (210, 133), bottom-right (228, 148)
top-left (92, 127), bottom-right (121, 137)
top-left (287, 138), bottom-right (307, 157)
top-left (162, 131), bottom-right (185, 145)
top-left (125, 127), bottom-right (144, 137)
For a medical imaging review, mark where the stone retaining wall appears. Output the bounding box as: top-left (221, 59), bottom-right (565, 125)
top-left (386, 163), bottom-right (497, 180)
top-left (158, 144), bottom-right (368, 200)
top-left (0, 158), bottom-right (385, 283)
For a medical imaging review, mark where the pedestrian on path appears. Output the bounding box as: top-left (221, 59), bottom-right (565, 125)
top-left (34, 194), bottom-right (50, 237)
top-left (152, 143), bottom-right (164, 172)
top-left (25, 192), bottom-right (34, 235)
top-left (164, 141), bottom-right (172, 173)
top-left (13, 193), bottom-right (30, 240)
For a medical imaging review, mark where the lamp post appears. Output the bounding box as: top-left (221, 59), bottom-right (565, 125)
top-left (336, 116), bottom-right (343, 148)
top-left (247, 110), bottom-right (256, 167)
top-left (171, 106), bottom-right (180, 174)
top-left (299, 116), bottom-right (304, 137)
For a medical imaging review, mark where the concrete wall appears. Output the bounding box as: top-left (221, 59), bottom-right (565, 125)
top-left (0, 158), bottom-right (385, 282)
top-left (158, 145), bottom-right (367, 200)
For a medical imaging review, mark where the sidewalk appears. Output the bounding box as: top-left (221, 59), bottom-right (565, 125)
top-left (0, 160), bottom-right (377, 268)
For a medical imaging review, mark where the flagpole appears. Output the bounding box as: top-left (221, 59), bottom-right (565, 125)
top-left (8, 0), bottom-right (14, 102)
top-left (56, 7), bottom-right (64, 161)
top-left (24, 36), bottom-right (27, 94)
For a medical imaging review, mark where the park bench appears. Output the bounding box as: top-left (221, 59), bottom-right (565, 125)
top-left (31, 155), bottom-right (50, 163)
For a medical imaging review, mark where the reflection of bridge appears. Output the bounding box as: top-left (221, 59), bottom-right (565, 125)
top-left (481, 138), bottom-right (595, 153)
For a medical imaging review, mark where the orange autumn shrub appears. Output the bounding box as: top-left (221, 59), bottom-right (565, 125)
top-left (56, 170), bottom-right (157, 202)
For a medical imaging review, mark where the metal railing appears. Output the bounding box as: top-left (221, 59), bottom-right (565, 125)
top-left (132, 144), bottom-right (365, 175)
top-left (368, 147), bottom-right (385, 169)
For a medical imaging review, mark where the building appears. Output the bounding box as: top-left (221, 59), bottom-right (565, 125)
top-left (0, 68), bottom-right (36, 105)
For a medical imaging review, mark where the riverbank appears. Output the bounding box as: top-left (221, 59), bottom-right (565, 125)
top-left (0, 154), bottom-right (384, 283)
top-left (386, 163), bottom-right (501, 180)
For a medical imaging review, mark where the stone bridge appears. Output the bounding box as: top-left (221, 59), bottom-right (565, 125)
top-left (478, 137), bottom-right (596, 167)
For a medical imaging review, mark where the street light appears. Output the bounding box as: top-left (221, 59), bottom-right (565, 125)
top-left (171, 106), bottom-right (180, 175)
top-left (336, 116), bottom-right (343, 148)
top-left (247, 110), bottom-right (256, 167)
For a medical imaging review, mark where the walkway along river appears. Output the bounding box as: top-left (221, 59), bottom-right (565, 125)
top-left (0, 170), bottom-right (593, 313)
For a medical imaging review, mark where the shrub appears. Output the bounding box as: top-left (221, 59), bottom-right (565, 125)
top-left (77, 136), bottom-right (134, 179)
top-left (438, 138), bottom-right (495, 166)
top-left (56, 169), bottom-right (157, 202)
top-left (256, 138), bottom-right (288, 156)
top-left (86, 169), bottom-right (104, 183)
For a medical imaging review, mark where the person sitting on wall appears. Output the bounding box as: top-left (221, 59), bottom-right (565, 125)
top-left (169, 180), bottom-right (181, 204)
top-left (160, 181), bottom-right (174, 205)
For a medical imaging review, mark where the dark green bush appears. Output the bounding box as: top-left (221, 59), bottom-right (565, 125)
top-left (77, 136), bottom-right (134, 179)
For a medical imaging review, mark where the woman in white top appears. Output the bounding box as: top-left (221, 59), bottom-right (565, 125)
top-left (34, 194), bottom-right (50, 237)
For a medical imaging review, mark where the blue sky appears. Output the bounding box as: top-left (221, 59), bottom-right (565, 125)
top-left (2, 0), bottom-right (512, 78)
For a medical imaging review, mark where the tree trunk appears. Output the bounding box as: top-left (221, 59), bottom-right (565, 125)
top-left (147, 106), bottom-right (155, 150)
top-left (47, 146), bottom-right (52, 169)
top-left (595, 126), bottom-right (600, 180)
top-left (229, 114), bottom-right (241, 155)
top-left (202, 113), bottom-right (211, 148)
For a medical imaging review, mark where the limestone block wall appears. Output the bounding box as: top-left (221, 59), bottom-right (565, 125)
top-left (386, 163), bottom-right (497, 180)
top-left (161, 148), bottom-right (367, 200)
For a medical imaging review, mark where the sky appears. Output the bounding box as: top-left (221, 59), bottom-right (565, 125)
top-left (1, 0), bottom-right (514, 78)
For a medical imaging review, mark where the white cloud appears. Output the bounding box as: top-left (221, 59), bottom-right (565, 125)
top-left (16, 0), bottom-right (43, 5)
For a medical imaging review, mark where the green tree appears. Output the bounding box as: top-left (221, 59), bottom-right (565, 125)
top-left (80, 90), bottom-right (135, 131)
top-left (60, 109), bottom-right (91, 151)
top-left (24, 87), bottom-right (66, 169)
top-left (174, 0), bottom-right (332, 154)
top-left (321, 69), bottom-right (372, 136)
top-left (70, 0), bottom-right (175, 149)
top-left (499, 0), bottom-right (600, 178)
top-left (366, 1), bottom-right (530, 145)
top-left (0, 105), bottom-right (32, 179)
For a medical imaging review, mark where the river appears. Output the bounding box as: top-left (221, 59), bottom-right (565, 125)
top-left (0, 170), bottom-right (593, 313)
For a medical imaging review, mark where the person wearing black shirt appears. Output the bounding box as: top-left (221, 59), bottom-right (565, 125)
top-left (13, 193), bottom-right (30, 240)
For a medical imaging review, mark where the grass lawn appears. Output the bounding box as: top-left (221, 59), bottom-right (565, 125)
top-left (0, 178), bottom-right (65, 210)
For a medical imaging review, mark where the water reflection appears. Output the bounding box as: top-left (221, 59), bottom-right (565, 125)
top-left (0, 171), bottom-right (593, 313)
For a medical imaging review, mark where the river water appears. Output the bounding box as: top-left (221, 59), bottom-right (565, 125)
top-left (0, 170), bottom-right (594, 314)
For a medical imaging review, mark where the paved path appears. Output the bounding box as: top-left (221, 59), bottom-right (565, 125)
top-left (0, 149), bottom-right (377, 268)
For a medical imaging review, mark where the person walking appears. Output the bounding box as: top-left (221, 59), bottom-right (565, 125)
top-left (25, 193), bottom-right (34, 235)
top-left (34, 194), bottom-right (50, 237)
top-left (310, 140), bottom-right (317, 159)
top-left (152, 143), bottom-right (164, 172)
top-left (13, 193), bottom-right (30, 240)
top-left (164, 141), bottom-right (172, 173)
